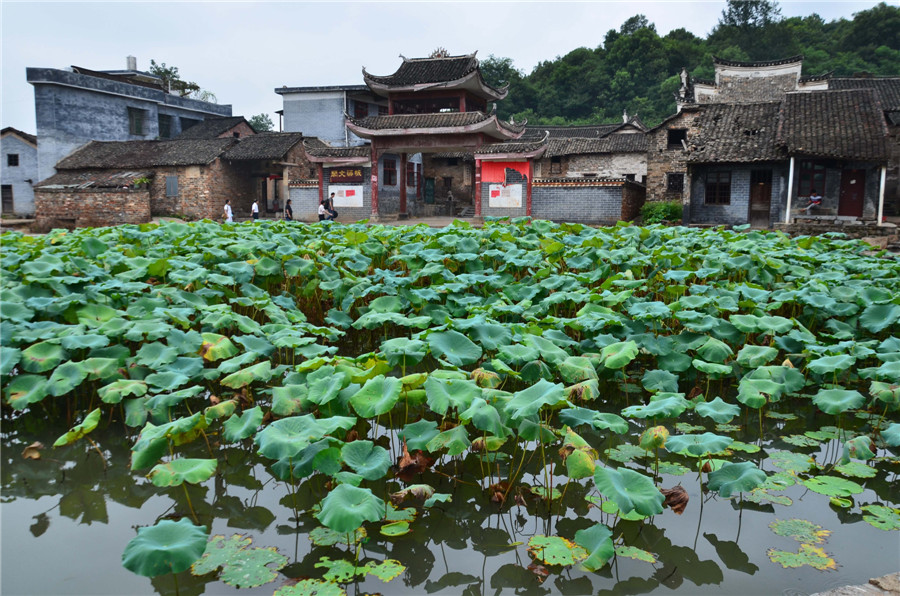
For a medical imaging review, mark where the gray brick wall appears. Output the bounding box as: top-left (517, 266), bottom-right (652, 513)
top-left (533, 184), bottom-right (624, 223)
top-left (1, 134), bottom-right (37, 215)
top-left (689, 168), bottom-right (751, 225)
top-left (290, 186), bottom-right (320, 221)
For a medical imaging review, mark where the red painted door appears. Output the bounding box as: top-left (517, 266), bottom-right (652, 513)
top-left (838, 169), bottom-right (865, 217)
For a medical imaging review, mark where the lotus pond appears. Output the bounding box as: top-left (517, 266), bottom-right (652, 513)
top-left (1, 218), bottom-right (899, 596)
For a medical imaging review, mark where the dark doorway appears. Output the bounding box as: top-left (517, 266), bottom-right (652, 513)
top-left (748, 170), bottom-right (772, 228)
top-left (839, 169), bottom-right (865, 217)
top-left (1, 185), bottom-right (13, 213)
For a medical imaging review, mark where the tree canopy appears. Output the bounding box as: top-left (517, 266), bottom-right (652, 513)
top-left (149, 60), bottom-right (217, 103)
top-left (481, 1), bottom-right (899, 127)
top-left (248, 114), bottom-right (274, 132)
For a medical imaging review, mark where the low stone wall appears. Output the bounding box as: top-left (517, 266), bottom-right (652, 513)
top-left (34, 188), bottom-right (151, 230)
top-left (773, 222), bottom-right (897, 239)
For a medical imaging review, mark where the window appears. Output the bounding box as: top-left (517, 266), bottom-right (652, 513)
top-left (550, 157), bottom-right (562, 175)
top-left (354, 102), bottom-right (369, 119)
top-left (165, 176), bottom-right (179, 197)
top-left (233, 132), bottom-right (241, 138)
top-left (667, 128), bottom-right (687, 149)
top-left (7, 154), bottom-right (19, 167)
top-left (407, 162), bottom-right (417, 186)
top-left (798, 160), bottom-right (827, 196)
top-left (666, 172), bottom-right (684, 193)
top-left (158, 114), bottom-right (172, 139)
top-left (2, 185), bottom-right (13, 213)
top-left (443, 176), bottom-right (452, 189)
top-left (383, 159), bottom-right (397, 186)
top-left (705, 171), bottom-right (731, 205)
top-left (128, 107), bottom-right (147, 135)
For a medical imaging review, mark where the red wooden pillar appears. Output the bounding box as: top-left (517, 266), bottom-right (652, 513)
top-left (526, 159), bottom-right (534, 217)
top-left (474, 159), bottom-right (482, 217)
top-left (370, 144), bottom-right (379, 218)
top-left (399, 152), bottom-right (408, 219)
top-left (317, 163), bottom-right (324, 206)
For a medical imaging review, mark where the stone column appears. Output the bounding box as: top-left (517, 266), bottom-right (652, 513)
top-left (370, 144), bottom-right (379, 219)
top-left (474, 159), bottom-right (482, 218)
top-left (399, 152), bottom-right (408, 219)
top-left (317, 163), bottom-right (324, 206)
top-left (526, 159), bottom-right (534, 217)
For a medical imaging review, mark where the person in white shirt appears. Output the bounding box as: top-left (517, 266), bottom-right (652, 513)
top-left (223, 199), bottom-right (234, 223)
top-left (251, 200), bottom-right (259, 220)
top-left (318, 201), bottom-right (327, 221)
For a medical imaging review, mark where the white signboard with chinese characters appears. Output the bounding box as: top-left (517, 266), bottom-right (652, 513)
top-left (328, 185), bottom-right (364, 208)
top-left (488, 184), bottom-right (522, 208)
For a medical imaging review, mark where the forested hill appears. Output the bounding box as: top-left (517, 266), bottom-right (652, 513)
top-left (480, 0), bottom-right (900, 127)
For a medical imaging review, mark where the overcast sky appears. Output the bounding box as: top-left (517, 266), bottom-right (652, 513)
top-left (0, 1), bottom-right (886, 134)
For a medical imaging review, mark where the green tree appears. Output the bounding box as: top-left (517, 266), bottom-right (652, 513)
top-left (149, 60), bottom-right (217, 103)
top-left (719, 0), bottom-right (782, 28)
top-left (248, 113), bottom-right (274, 132)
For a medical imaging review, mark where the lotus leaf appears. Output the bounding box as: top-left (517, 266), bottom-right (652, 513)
top-left (349, 375), bottom-right (401, 417)
top-left (707, 462), bottom-right (767, 497)
top-left (882, 423), bottom-right (900, 447)
top-left (767, 544), bottom-right (836, 571)
top-left (812, 388), bottom-right (864, 415)
top-left (47, 361), bottom-right (88, 397)
top-left (53, 408), bottom-right (101, 447)
top-left (573, 524), bottom-right (615, 571)
top-left (639, 426), bottom-right (669, 451)
top-left (223, 406), bottom-right (264, 442)
top-left (600, 340), bottom-right (638, 369)
top-left (308, 526), bottom-right (366, 547)
top-left (255, 415), bottom-right (355, 461)
top-left (425, 425), bottom-right (470, 456)
top-left (316, 484), bottom-right (385, 533)
top-left (220, 361), bottom-right (272, 389)
top-left (802, 475), bottom-right (863, 497)
top-left (557, 356), bottom-right (598, 384)
top-left (593, 466), bottom-right (664, 516)
top-left (497, 344), bottom-right (540, 367)
top-left (5, 374), bottom-right (49, 410)
top-left (0, 346), bottom-right (21, 376)
top-left (204, 399), bottom-right (237, 421)
top-left (380, 337), bottom-right (427, 368)
top-left (769, 451), bottom-right (816, 474)
top-left (666, 432), bottom-right (732, 457)
top-left (21, 341), bottom-right (66, 373)
top-left (149, 458), bottom-right (217, 487)
top-left (527, 535), bottom-right (588, 566)
top-left (696, 337), bottom-right (734, 363)
top-left (736, 345), bottom-right (779, 368)
top-left (860, 505), bottom-right (900, 531)
top-left (559, 406), bottom-right (629, 434)
top-left (859, 303), bottom-right (900, 334)
top-left (621, 394), bottom-right (690, 419)
top-left (341, 441), bottom-right (391, 481)
top-left (200, 333), bottom-right (239, 361)
top-left (190, 534), bottom-right (288, 588)
top-left (428, 330), bottom-right (482, 367)
top-left (641, 369), bottom-right (679, 393)
top-left (399, 419), bottom-right (440, 451)
top-left (122, 518), bottom-right (208, 577)
top-left (459, 397), bottom-right (511, 438)
top-left (695, 397), bottom-right (741, 423)
top-left (271, 384), bottom-right (311, 416)
top-left (424, 376), bottom-right (480, 415)
top-left (380, 521), bottom-right (410, 537)
top-left (841, 436), bottom-right (875, 463)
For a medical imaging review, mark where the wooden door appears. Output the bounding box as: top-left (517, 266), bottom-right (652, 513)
top-left (1, 185), bottom-right (12, 213)
top-left (424, 178), bottom-right (435, 204)
top-left (748, 170), bottom-right (772, 227)
top-left (839, 169), bottom-right (865, 216)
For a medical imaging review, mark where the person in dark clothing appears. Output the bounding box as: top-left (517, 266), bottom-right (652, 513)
top-left (284, 199), bottom-right (293, 221)
top-left (326, 192), bottom-right (338, 220)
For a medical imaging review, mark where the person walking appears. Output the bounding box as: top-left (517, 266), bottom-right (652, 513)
top-left (223, 199), bottom-right (234, 223)
top-left (326, 192), bottom-right (338, 220)
top-left (284, 199), bottom-right (293, 221)
top-left (251, 199), bottom-right (260, 221)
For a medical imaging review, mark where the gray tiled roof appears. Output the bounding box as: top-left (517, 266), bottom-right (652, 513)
top-left (779, 89), bottom-right (890, 161)
top-left (713, 55), bottom-right (803, 68)
top-left (303, 139), bottom-right (370, 158)
top-left (475, 139), bottom-right (548, 155)
top-left (829, 77), bottom-right (900, 111)
top-left (175, 117), bottom-right (250, 139)
top-left (1, 127), bottom-right (37, 145)
top-left (364, 54), bottom-right (478, 87)
top-left (35, 170), bottom-right (153, 189)
top-left (348, 111), bottom-right (525, 134)
top-left (520, 124), bottom-right (623, 140)
top-left (686, 102), bottom-right (783, 163)
top-left (221, 132), bottom-right (305, 161)
top-left (56, 139), bottom-right (236, 169)
top-left (545, 134), bottom-right (648, 157)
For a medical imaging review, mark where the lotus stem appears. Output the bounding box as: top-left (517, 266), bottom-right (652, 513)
top-left (182, 484), bottom-right (198, 523)
top-left (86, 437), bottom-right (107, 469)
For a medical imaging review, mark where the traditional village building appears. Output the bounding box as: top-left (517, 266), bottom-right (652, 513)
top-left (1, 127), bottom-right (38, 216)
top-left (27, 57), bottom-right (231, 183)
top-left (32, 132), bottom-right (313, 230)
top-left (173, 116), bottom-right (256, 140)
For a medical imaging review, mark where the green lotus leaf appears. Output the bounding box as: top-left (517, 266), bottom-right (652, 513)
top-left (497, 344), bottom-right (540, 367)
top-left (307, 370), bottom-right (350, 406)
top-left (349, 375), bottom-right (401, 418)
top-left (600, 340), bottom-right (638, 369)
top-left (593, 466), bottom-right (664, 516)
top-left (641, 369), bottom-right (679, 393)
top-left (812, 388), bottom-right (864, 415)
top-left (149, 458), bottom-right (217, 487)
top-left (341, 440), bottom-right (391, 481)
top-left (0, 301), bottom-right (34, 324)
top-left (122, 518), bottom-right (208, 577)
top-left (271, 384), bottom-right (311, 416)
top-left (0, 346), bottom-right (21, 376)
top-left (274, 579), bottom-right (345, 596)
top-left (736, 378), bottom-right (781, 408)
top-left (308, 526), bottom-right (367, 547)
top-left (621, 394), bottom-right (690, 419)
top-left (77, 304), bottom-right (120, 327)
top-left (223, 406), bottom-right (264, 443)
top-left (615, 546), bottom-right (657, 563)
top-left (565, 448), bottom-right (596, 479)
top-left (834, 461), bottom-right (877, 478)
top-left (707, 462), bottom-right (767, 497)
top-left (428, 330), bottom-right (482, 367)
top-left (807, 354), bottom-right (856, 376)
top-left (459, 397), bottom-right (511, 438)
top-left (573, 524), bottom-right (615, 571)
top-left (59, 334), bottom-right (111, 351)
top-left (47, 361), bottom-right (88, 397)
top-left (504, 378), bottom-right (566, 422)
top-left (527, 535), bottom-right (588, 567)
top-left (696, 337), bottom-right (734, 364)
top-left (802, 475), bottom-right (863, 497)
top-left (859, 303), bottom-right (900, 334)
top-left (133, 342), bottom-right (178, 369)
top-left (745, 365), bottom-right (805, 393)
top-left (467, 322), bottom-right (513, 351)
top-left (523, 334), bottom-right (569, 366)
top-left (424, 376), bottom-right (480, 416)
top-left (5, 374), bottom-right (49, 410)
top-left (769, 451), bottom-right (816, 473)
top-left (80, 357), bottom-right (120, 381)
top-left (695, 397), bottom-right (741, 423)
top-left (557, 356), bottom-right (598, 384)
top-left (399, 419), bottom-right (440, 451)
top-left (841, 436), bottom-right (875, 462)
top-left (692, 358), bottom-right (733, 377)
top-left (232, 335), bottom-right (275, 357)
top-left (144, 371), bottom-right (190, 392)
top-left (190, 533), bottom-right (288, 588)
top-left (736, 345), bottom-right (779, 368)
top-left (220, 361), bottom-right (272, 389)
top-left (316, 484), bottom-right (386, 534)
top-left (869, 381), bottom-right (900, 409)
top-left (639, 426), bottom-right (669, 451)
top-left (380, 521), bottom-right (410, 537)
top-left (769, 519), bottom-right (831, 544)
top-left (21, 341), bottom-right (66, 373)
top-left (200, 333), bottom-right (240, 361)
top-left (53, 408), bottom-right (101, 447)
top-left (255, 415), bottom-right (355, 461)
top-left (380, 337), bottom-right (427, 368)
top-left (882, 423), bottom-right (900, 447)
top-left (425, 425), bottom-right (470, 456)
top-left (860, 505), bottom-right (900, 531)
top-left (767, 544), bottom-right (836, 571)
top-left (665, 432), bottom-right (732, 457)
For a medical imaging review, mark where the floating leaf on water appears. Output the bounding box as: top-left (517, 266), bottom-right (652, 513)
top-left (665, 432), bottom-right (732, 457)
top-left (308, 526), bottom-right (366, 547)
top-left (860, 505), bottom-right (900, 531)
top-left (615, 545), bottom-right (657, 563)
top-left (769, 519), bottom-right (831, 544)
top-left (834, 461), bottom-right (877, 479)
top-left (745, 489), bottom-right (792, 506)
top-left (708, 462), bottom-right (767, 497)
top-left (527, 535), bottom-right (588, 567)
top-left (657, 461), bottom-right (690, 476)
top-left (122, 518), bottom-right (208, 577)
top-left (190, 534), bottom-right (288, 588)
top-left (716, 423), bottom-right (742, 432)
top-left (530, 485), bottom-right (563, 501)
top-left (767, 544), bottom-right (837, 571)
top-left (802, 476), bottom-right (864, 498)
top-left (362, 559), bottom-right (405, 582)
top-left (273, 579), bottom-right (346, 596)
top-left (573, 524), bottom-right (614, 571)
top-left (380, 521), bottom-right (410, 537)
top-left (766, 411), bottom-right (798, 421)
top-left (605, 444), bottom-right (646, 463)
top-left (315, 557), bottom-right (359, 583)
top-left (674, 422), bottom-right (705, 434)
top-left (730, 441), bottom-right (761, 453)
top-left (148, 458), bottom-right (217, 487)
top-left (782, 435), bottom-right (821, 448)
top-left (769, 451), bottom-right (816, 474)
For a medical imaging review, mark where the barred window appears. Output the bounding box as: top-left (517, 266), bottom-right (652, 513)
top-left (383, 159), bottom-right (397, 186)
top-left (128, 107), bottom-right (147, 136)
top-left (705, 171), bottom-right (731, 205)
top-left (666, 172), bottom-right (684, 193)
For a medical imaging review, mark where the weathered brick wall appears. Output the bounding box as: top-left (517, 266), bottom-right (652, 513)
top-left (700, 73), bottom-right (798, 104)
top-left (480, 182), bottom-right (527, 218)
top-left (773, 222), bottom-right (897, 239)
top-left (35, 188), bottom-right (150, 229)
top-left (646, 108), bottom-right (701, 203)
top-left (688, 164), bottom-right (788, 227)
top-left (887, 126), bottom-right (900, 216)
top-left (289, 184), bottom-right (320, 221)
top-left (532, 179), bottom-right (633, 224)
top-left (536, 153), bottom-right (647, 180)
top-left (423, 159), bottom-right (473, 204)
top-left (622, 180), bottom-right (647, 221)
top-left (222, 122), bottom-right (256, 138)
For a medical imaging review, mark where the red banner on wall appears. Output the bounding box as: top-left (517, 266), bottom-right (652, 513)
top-left (481, 161), bottom-right (529, 184)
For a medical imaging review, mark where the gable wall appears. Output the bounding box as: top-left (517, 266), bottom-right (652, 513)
top-left (1, 134), bottom-right (38, 215)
